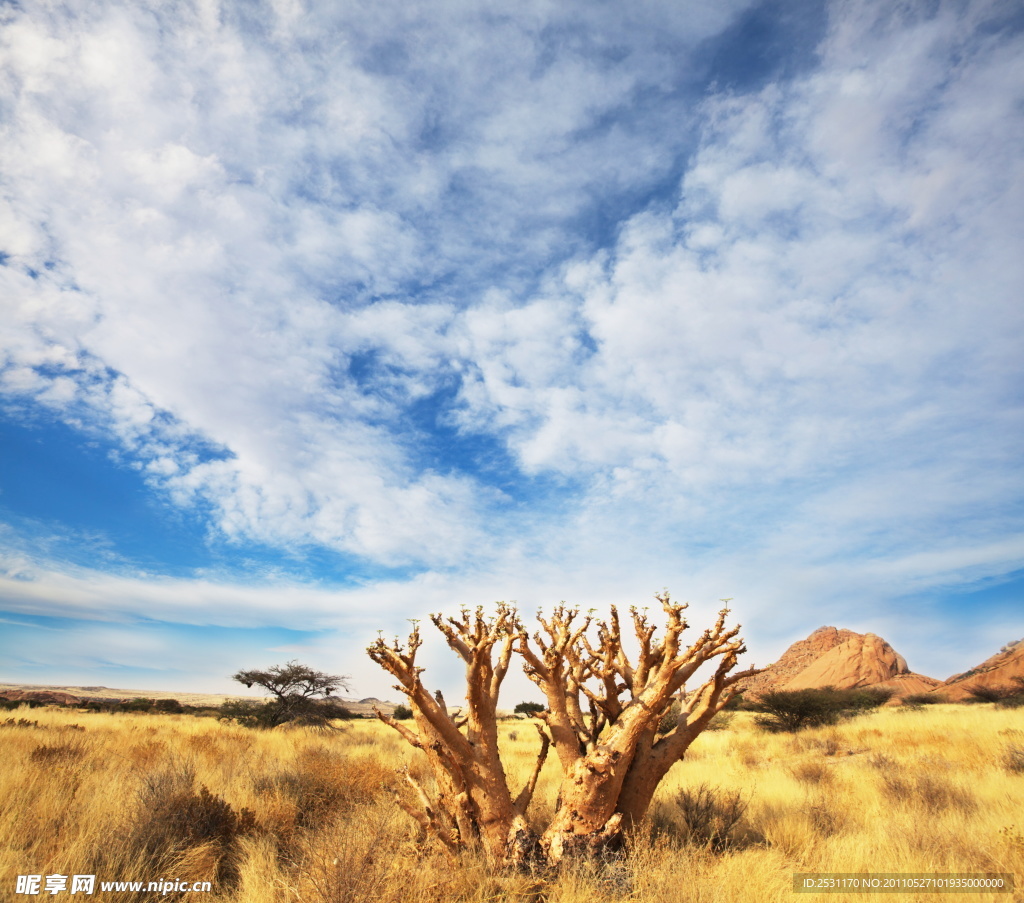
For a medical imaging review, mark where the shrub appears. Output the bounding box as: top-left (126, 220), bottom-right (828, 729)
top-left (723, 691), bottom-right (750, 710)
top-left (705, 711), bottom-right (735, 731)
top-left (220, 696), bottom-right (354, 729)
top-left (3, 717), bottom-right (41, 728)
top-left (392, 704), bottom-right (413, 720)
top-left (752, 689), bottom-right (844, 732)
top-left (842, 687), bottom-right (895, 709)
top-left (657, 700), bottom-right (680, 735)
top-left (29, 742), bottom-right (85, 764)
top-left (655, 699), bottom-right (733, 733)
top-left (673, 783), bottom-right (748, 852)
top-left (81, 701), bottom-right (117, 713)
top-left (966, 684), bottom-right (1008, 703)
top-left (219, 699), bottom-right (278, 729)
top-left (121, 697), bottom-right (157, 712)
top-left (132, 765), bottom-right (258, 885)
top-left (880, 771), bottom-right (976, 814)
top-left (1004, 678), bottom-right (1024, 708)
top-left (789, 759), bottom-right (832, 785)
top-left (967, 680), bottom-right (1024, 707)
top-left (903, 693), bottom-right (945, 707)
top-left (807, 804), bottom-right (845, 837)
top-left (1005, 744), bottom-right (1024, 774)
top-left (299, 806), bottom-right (405, 903)
top-left (753, 687), bottom-right (891, 733)
top-left (153, 698), bottom-right (184, 713)
top-left (1, 698), bottom-right (43, 710)
top-left (252, 748), bottom-right (391, 833)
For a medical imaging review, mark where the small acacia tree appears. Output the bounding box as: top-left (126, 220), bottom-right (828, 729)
top-left (367, 592), bottom-right (758, 865)
top-left (228, 660), bottom-right (351, 728)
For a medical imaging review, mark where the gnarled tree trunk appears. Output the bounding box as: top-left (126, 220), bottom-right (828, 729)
top-left (367, 593), bottom-right (758, 866)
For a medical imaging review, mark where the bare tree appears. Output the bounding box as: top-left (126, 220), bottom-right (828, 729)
top-left (367, 593), bottom-right (759, 865)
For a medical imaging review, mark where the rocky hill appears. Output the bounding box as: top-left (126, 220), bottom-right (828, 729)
top-left (930, 637), bottom-right (1024, 700)
top-left (0, 683), bottom-right (402, 715)
top-left (0, 683), bottom-right (254, 708)
top-left (739, 626), bottom-right (940, 699)
top-left (0, 688), bottom-right (87, 706)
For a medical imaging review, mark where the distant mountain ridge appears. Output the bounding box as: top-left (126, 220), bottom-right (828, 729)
top-left (4, 632), bottom-right (1023, 708)
top-left (0, 683), bottom-right (401, 715)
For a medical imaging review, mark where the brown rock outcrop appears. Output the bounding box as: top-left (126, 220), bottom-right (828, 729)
top-left (739, 626), bottom-right (859, 696)
top-left (932, 638), bottom-right (1024, 700)
top-left (784, 632), bottom-right (908, 690)
top-left (739, 626), bottom-right (937, 699)
top-left (870, 672), bottom-right (942, 696)
top-left (0, 689), bottom-right (83, 706)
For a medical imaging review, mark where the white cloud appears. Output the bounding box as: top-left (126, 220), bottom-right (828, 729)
top-left (455, 0), bottom-right (1024, 511)
top-left (1, 0), bottom-right (762, 571)
top-left (0, 0), bottom-right (1022, 690)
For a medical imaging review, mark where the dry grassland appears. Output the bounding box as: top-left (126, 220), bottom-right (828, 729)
top-left (1, 705), bottom-right (1022, 902)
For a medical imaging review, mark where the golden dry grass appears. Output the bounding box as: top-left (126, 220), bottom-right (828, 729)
top-left (1, 705), bottom-right (1022, 902)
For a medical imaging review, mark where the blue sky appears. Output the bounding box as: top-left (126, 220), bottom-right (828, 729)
top-left (1, 0), bottom-right (1022, 701)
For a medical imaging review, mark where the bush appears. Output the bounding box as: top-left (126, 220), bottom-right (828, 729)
top-left (657, 700), bottom-right (680, 735)
top-left (842, 687), bottom-right (895, 709)
top-left (880, 771), bottom-right (976, 814)
top-left (132, 765), bottom-right (258, 886)
top-left (299, 806), bottom-right (405, 903)
top-left (1, 698), bottom-right (43, 710)
top-left (752, 689), bottom-right (843, 732)
top-left (121, 697), bottom-right (157, 712)
top-left (705, 711), bottom-right (735, 731)
top-left (153, 698), bottom-right (184, 714)
top-left (391, 704), bottom-right (413, 720)
top-left (966, 685), bottom-right (1007, 703)
top-left (219, 699), bottom-right (279, 729)
top-left (1004, 678), bottom-right (1024, 708)
top-left (967, 680), bottom-right (1024, 707)
top-left (903, 693), bottom-right (945, 707)
top-left (81, 701), bottom-right (117, 713)
top-left (29, 742), bottom-right (85, 764)
top-left (789, 759), bottom-right (832, 785)
top-left (253, 747), bottom-right (391, 832)
top-left (655, 700), bottom-right (733, 733)
top-left (723, 691), bottom-right (751, 710)
top-left (219, 697), bottom-right (354, 729)
top-left (673, 784), bottom-right (748, 852)
top-left (1004, 744), bottom-right (1024, 774)
top-left (752, 687), bottom-right (891, 733)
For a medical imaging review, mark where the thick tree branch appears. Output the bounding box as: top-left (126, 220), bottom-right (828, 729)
top-left (513, 722), bottom-right (551, 815)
